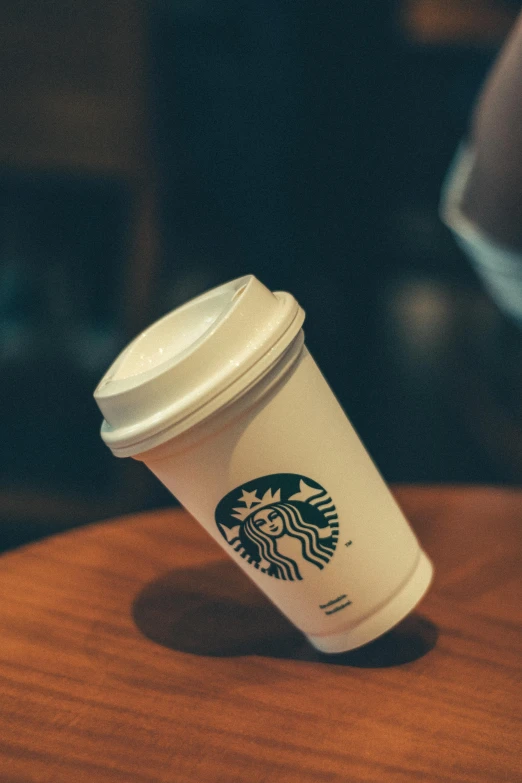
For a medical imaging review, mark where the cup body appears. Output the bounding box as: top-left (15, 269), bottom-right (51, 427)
top-left (136, 338), bottom-right (432, 653)
top-left (95, 276), bottom-right (433, 653)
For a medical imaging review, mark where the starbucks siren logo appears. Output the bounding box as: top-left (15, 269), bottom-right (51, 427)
top-left (215, 474), bottom-right (339, 581)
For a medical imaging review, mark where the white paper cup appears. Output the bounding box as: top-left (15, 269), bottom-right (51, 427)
top-left (95, 275), bottom-right (433, 653)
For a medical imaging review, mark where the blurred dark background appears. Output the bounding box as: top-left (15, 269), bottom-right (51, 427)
top-left (2, 0), bottom-right (522, 551)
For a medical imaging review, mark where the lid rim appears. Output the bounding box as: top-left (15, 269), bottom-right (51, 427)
top-left (101, 310), bottom-right (305, 456)
top-left (95, 277), bottom-right (305, 456)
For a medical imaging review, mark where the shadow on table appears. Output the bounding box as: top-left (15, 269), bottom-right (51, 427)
top-left (132, 560), bottom-right (438, 668)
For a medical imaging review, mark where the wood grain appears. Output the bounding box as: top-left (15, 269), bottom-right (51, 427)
top-left (0, 486), bottom-right (520, 783)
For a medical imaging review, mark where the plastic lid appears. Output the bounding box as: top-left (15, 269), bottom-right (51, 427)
top-left (94, 275), bottom-right (305, 456)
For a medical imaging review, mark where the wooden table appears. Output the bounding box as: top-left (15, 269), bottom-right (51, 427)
top-left (0, 486), bottom-right (520, 783)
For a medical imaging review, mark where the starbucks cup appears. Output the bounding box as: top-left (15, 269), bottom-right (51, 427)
top-left (94, 275), bottom-right (433, 653)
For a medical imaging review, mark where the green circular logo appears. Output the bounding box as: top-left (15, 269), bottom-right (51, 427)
top-left (215, 474), bottom-right (339, 581)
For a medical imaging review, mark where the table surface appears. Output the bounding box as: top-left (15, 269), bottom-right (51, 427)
top-left (0, 485), bottom-right (520, 783)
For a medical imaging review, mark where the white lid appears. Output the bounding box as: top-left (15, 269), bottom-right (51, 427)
top-left (94, 275), bottom-right (305, 456)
